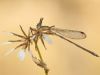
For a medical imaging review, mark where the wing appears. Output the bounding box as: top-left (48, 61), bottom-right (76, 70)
top-left (51, 27), bottom-right (86, 39)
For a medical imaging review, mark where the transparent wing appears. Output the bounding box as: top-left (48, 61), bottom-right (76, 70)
top-left (51, 27), bottom-right (86, 39)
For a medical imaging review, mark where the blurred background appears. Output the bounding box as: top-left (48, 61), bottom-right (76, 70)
top-left (0, 0), bottom-right (100, 75)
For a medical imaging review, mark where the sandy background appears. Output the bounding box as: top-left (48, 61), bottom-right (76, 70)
top-left (0, 0), bottom-right (100, 75)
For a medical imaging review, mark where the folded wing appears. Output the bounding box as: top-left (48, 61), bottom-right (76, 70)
top-left (51, 27), bottom-right (86, 39)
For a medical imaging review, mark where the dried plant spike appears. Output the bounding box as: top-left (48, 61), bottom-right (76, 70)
top-left (4, 48), bottom-right (15, 56)
top-left (11, 32), bottom-right (25, 39)
top-left (28, 50), bottom-right (49, 71)
top-left (1, 31), bottom-right (18, 36)
top-left (40, 35), bottom-right (47, 49)
top-left (8, 40), bottom-right (23, 42)
top-left (19, 25), bottom-right (27, 37)
top-left (32, 56), bottom-right (49, 71)
top-left (0, 41), bottom-right (12, 45)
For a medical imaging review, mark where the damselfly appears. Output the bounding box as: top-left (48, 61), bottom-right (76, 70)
top-left (30, 18), bottom-right (99, 57)
top-left (5, 18), bottom-right (99, 75)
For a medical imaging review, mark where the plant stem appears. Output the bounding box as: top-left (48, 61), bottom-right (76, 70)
top-left (35, 44), bottom-right (48, 75)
